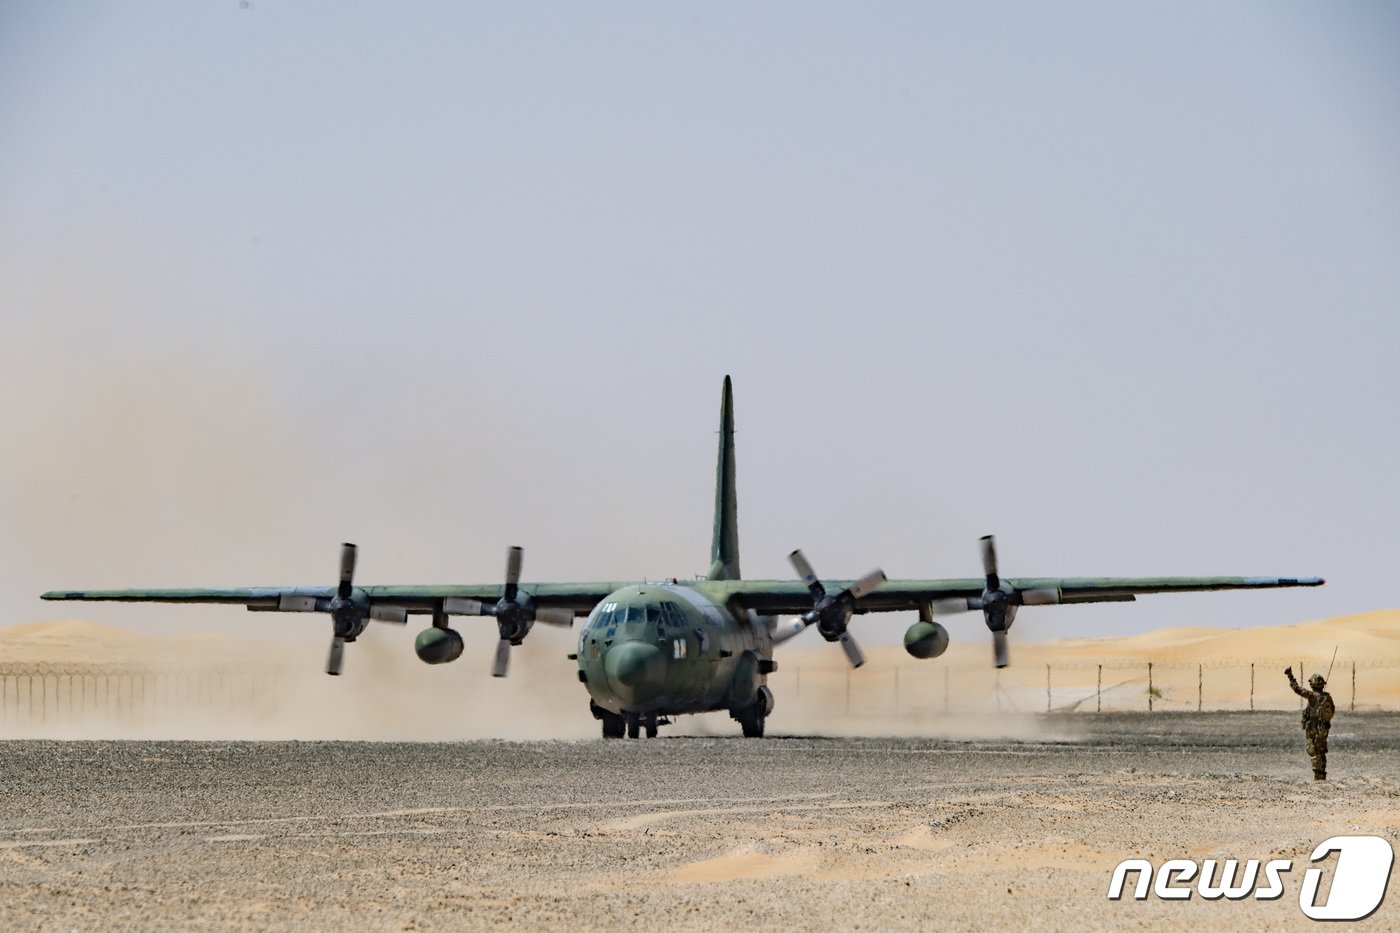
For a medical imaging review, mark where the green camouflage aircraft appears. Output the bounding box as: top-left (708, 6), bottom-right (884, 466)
top-left (43, 377), bottom-right (1323, 738)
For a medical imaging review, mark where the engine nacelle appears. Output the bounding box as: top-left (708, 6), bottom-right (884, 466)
top-left (415, 626), bottom-right (465, 664)
top-left (903, 621), bottom-right (950, 660)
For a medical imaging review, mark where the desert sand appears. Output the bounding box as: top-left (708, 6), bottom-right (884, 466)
top-left (1, 717), bottom-right (1398, 931)
top-left (2, 613), bottom-right (1398, 930)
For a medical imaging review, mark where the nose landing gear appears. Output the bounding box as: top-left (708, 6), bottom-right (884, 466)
top-left (624, 712), bottom-right (660, 738)
top-left (592, 701), bottom-right (662, 739)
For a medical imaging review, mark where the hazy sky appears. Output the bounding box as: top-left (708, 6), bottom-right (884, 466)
top-left (2, 3), bottom-right (1397, 651)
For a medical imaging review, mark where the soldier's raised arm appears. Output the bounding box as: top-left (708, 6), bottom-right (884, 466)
top-left (1285, 666), bottom-right (1311, 699)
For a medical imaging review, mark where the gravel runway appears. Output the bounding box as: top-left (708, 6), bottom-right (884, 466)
top-left (2, 713), bottom-right (1398, 931)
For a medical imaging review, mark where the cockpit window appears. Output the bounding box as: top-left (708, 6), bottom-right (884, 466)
top-left (591, 604), bottom-right (621, 630)
top-left (646, 605), bottom-right (661, 624)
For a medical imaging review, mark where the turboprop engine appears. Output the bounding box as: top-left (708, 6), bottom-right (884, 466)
top-left (411, 546), bottom-right (573, 676)
top-left (903, 620), bottom-right (949, 659)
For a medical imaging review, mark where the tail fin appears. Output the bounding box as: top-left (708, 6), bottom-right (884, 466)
top-left (707, 375), bottom-right (741, 581)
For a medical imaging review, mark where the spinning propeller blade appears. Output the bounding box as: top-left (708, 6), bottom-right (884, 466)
top-left (327, 636), bottom-right (346, 676)
top-left (338, 543), bottom-right (357, 599)
top-left (504, 546), bottom-right (523, 602)
top-left (979, 535), bottom-right (999, 590)
top-left (969, 535), bottom-right (1059, 668)
top-left (789, 549), bottom-right (824, 599)
top-left (786, 550), bottom-right (885, 668)
top-left (491, 638), bottom-right (512, 678)
top-left (838, 632), bottom-right (866, 669)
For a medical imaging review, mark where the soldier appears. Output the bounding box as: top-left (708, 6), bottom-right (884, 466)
top-left (1285, 667), bottom-right (1335, 780)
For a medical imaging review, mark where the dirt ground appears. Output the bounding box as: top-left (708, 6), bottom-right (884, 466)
top-left (1, 712), bottom-right (1397, 931)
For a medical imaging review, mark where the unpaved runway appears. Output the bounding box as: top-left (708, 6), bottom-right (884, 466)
top-left (2, 713), bottom-right (1398, 931)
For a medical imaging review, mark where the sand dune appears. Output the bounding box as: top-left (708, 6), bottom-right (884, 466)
top-left (0, 618), bottom-right (280, 666)
top-left (1039, 609), bottom-right (1400, 664)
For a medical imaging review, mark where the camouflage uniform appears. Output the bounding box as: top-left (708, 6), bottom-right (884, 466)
top-left (1286, 668), bottom-right (1335, 780)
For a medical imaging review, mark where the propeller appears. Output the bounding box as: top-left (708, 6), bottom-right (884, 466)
top-left (781, 550), bottom-right (887, 668)
top-left (439, 546), bottom-right (574, 677)
top-left (327, 542), bottom-right (394, 675)
top-left (272, 543), bottom-right (407, 676)
top-left (929, 535), bottom-right (1059, 669)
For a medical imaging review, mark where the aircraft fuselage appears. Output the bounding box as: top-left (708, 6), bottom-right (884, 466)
top-left (576, 584), bottom-right (774, 723)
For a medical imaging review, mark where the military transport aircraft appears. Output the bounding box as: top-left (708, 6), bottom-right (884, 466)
top-left (44, 377), bottom-right (1323, 738)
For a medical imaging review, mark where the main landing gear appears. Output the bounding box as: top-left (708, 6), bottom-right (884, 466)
top-left (592, 701), bottom-right (660, 739)
top-left (731, 686), bottom-right (773, 738)
top-left (735, 701), bottom-right (766, 738)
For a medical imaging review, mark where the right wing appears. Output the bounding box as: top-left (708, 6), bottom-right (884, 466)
top-left (41, 582), bottom-right (630, 616)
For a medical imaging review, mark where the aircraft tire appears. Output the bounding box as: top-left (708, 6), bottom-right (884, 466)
top-left (596, 704), bottom-right (625, 739)
top-left (625, 712), bottom-right (641, 740)
top-left (739, 703), bottom-right (765, 738)
top-left (645, 714), bottom-right (658, 739)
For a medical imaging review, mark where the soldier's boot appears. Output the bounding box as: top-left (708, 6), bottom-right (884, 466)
top-left (1313, 769), bottom-right (1326, 781)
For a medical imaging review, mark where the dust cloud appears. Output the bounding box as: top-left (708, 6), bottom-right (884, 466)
top-left (0, 620), bottom-right (595, 741)
top-left (0, 621), bottom-right (1080, 742)
top-left (2, 610), bottom-right (1392, 741)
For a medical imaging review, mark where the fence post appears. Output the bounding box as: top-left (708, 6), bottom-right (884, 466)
top-left (1351, 662), bottom-right (1356, 713)
top-left (1147, 662), bottom-right (1153, 712)
top-left (1046, 665), bottom-right (1051, 713)
top-left (1250, 663), bottom-right (1254, 711)
top-left (1197, 664), bottom-right (1202, 712)
top-left (1097, 664), bottom-right (1102, 713)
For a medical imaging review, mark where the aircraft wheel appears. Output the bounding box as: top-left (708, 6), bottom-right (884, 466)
top-left (645, 714), bottom-right (658, 739)
top-left (595, 703), bottom-right (625, 739)
top-left (739, 704), bottom-right (765, 738)
top-left (625, 712), bottom-right (640, 739)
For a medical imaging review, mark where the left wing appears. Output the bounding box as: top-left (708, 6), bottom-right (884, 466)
top-left (703, 537), bottom-right (1323, 668)
top-left (703, 574), bottom-right (1326, 616)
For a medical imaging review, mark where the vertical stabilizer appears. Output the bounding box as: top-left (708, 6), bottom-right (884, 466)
top-left (708, 375), bottom-right (741, 581)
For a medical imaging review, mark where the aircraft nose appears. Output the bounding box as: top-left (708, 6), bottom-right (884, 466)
top-left (604, 641), bottom-right (665, 694)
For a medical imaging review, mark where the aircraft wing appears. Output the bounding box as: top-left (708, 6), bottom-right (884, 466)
top-left (707, 575), bottom-right (1325, 616)
top-left (41, 583), bottom-right (629, 615)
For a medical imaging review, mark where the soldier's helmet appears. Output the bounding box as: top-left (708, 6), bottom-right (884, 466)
top-left (1309, 673), bottom-right (1326, 689)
